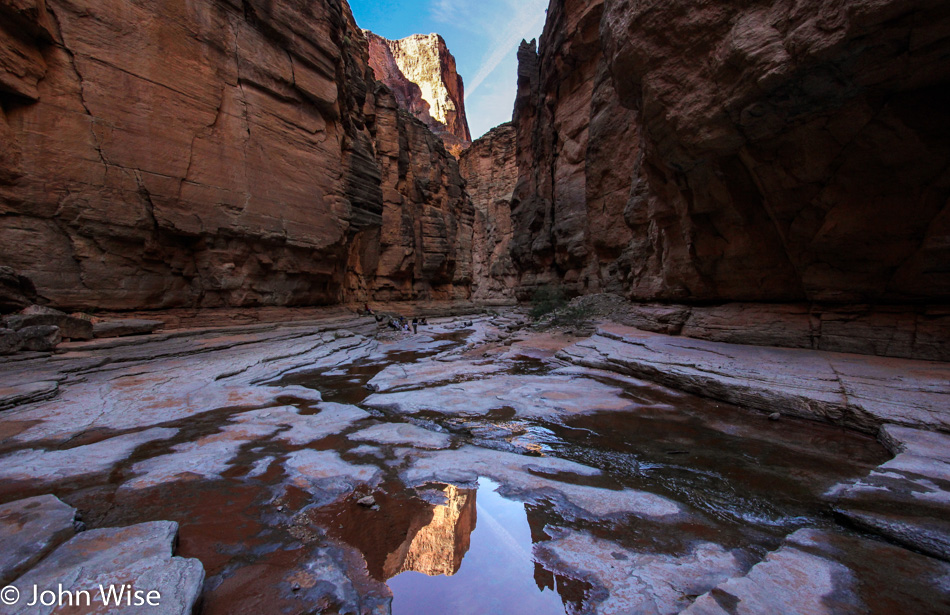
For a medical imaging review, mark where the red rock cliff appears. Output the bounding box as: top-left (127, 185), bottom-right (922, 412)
top-left (486, 0), bottom-right (950, 305)
top-left (365, 31), bottom-right (472, 156)
top-left (459, 123), bottom-right (518, 303)
top-left (0, 0), bottom-right (472, 310)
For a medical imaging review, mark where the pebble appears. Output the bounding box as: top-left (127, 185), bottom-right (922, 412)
top-left (769, 412), bottom-right (782, 421)
top-left (357, 495), bottom-right (377, 508)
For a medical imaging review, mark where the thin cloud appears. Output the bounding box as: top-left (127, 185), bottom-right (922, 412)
top-left (465, 0), bottom-right (547, 98)
top-left (430, 0), bottom-right (460, 23)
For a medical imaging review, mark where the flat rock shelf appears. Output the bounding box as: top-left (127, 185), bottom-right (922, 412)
top-left (0, 310), bottom-right (947, 614)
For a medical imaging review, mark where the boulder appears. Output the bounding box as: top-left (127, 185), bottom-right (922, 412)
top-left (17, 325), bottom-right (61, 351)
top-left (4, 307), bottom-right (93, 341)
top-left (0, 495), bottom-right (77, 585)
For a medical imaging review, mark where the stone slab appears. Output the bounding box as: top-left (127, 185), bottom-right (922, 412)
top-left (6, 521), bottom-right (204, 615)
top-left (683, 529), bottom-right (950, 615)
top-left (829, 426), bottom-right (950, 560)
top-left (0, 495), bottom-right (76, 585)
top-left (92, 320), bottom-right (164, 339)
top-left (559, 324), bottom-right (950, 433)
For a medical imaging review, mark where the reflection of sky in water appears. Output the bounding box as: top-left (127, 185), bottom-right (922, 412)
top-left (389, 478), bottom-right (568, 615)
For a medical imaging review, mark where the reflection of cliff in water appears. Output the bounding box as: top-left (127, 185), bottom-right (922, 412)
top-left (396, 485), bottom-right (477, 577)
top-left (318, 483), bottom-right (477, 581)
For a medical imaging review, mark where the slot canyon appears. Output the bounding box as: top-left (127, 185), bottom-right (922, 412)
top-left (0, 0), bottom-right (948, 613)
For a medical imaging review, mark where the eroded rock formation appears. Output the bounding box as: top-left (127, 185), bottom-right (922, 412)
top-left (466, 0), bottom-right (950, 308)
top-left (0, 0), bottom-right (472, 311)
top-left (365, 31), bottom-right (472, 156)
top-left (345, 84), bottom-right (474, 302)
top-left (459, 123), bottom-right (518, 303)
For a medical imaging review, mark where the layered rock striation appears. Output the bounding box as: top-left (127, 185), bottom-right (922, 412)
top-left (365, 31), bottom-right (472, 156)
top-left (464, 0), bottom-right (950, 308)
top-left (0, 0), bottom-right (472, 311)
top-left (345, 84), bottom-right (473, 302)
top-left (459, 123), bottom-right (518, 303)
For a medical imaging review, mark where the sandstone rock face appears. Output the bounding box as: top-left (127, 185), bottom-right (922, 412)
top-left (0, 0), bottom-right (473, 311)
top-left (0, 267), bottom-right (37, 313)
top-left (365, 31), bottom-right (471, 155)
top-left (459, 123), bottom-right (518, 303)
top-left (493, 0), bottom-right (950, 306)
top-left (344, 85), bottom-right (474, 302)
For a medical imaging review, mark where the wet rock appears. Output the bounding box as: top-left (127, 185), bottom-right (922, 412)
top-left (123, 423), bottom-right (281, 490)
top-left (5, 307), bottom-right (93, 340)
top-left (403, 445), bottom-right (682, 520)
top-left (281, 544), bottom-right (392, 615)
top-left (828, 425), bottom-right (950, 560)
top-left (0, 495), bottom-right (77, 585)
top-left (3, 327), bottom-right (342, 445)
top-left (683, 529), bottom-right (950, 614)
top-left (349, 445), bottom-right (385, 458)
top-left (6, 521), bottom-right (204, 615)
top-left (608, 300), bottom-right (950, 363)
top-left (536, 531), bottom-right (744, 615)
top-left (234, 403), bottom-right (371, 447)
top-left (364, 371), bottom-right (637, 421)
top-left (560, 324), bottom-right (950, 433)
top-left (0, 428), bottom-right (178, 484)
top-left (366, 358), bottom-right (507, 393)
top-left (92, 319), bottom-right (164, 339)
top-left (17, 325), bottom-right (61, 352)
top-left (284, 450), bottom-right (383, 504)
top-left (352, 423), bottom-right (452, 450)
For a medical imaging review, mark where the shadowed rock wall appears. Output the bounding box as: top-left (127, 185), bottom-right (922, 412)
top-left (490, 0), bottom-right (950, 306)
top-left (0, 0), bottom-right (472, 310)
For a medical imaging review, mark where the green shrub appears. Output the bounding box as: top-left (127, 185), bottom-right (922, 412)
top-left (530, 285), bottom-right (567, 320)
top-left (552, 303), bottom-right (594, 328)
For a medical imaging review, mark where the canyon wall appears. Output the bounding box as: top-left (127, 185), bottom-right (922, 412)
top-left (365, 31), bottom-right (471, 156)
top-left (476, 0), bottom-right (950, 307)
top-left (344, 84), bottom-right (473, 302)
top-left (0, 0), bottom-right (472, 311)
top-left (458, 123), bottom-right (518, 303)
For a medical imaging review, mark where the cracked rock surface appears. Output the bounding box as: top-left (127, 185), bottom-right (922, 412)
top-left (0, 312), bottom-right (946, 614)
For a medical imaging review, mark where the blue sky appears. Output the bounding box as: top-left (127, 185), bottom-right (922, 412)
top-left (348, 0), bottom-right (549, 140)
